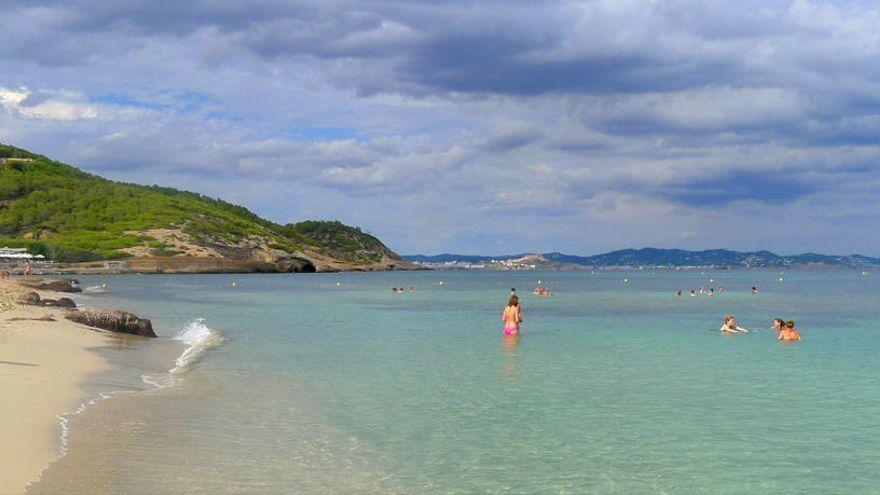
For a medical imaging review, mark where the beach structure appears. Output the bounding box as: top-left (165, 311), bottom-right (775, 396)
top-left (103, 261), bottom-right (129, 271)
top-left (0, 247), bottom-right (51, 273)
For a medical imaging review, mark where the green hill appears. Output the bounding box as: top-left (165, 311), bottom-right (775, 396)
top-left (0, 143), bottom-right (406, 271)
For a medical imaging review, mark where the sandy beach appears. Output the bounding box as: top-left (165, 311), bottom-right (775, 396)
top-left (0, 279), bottom-right (115, 494)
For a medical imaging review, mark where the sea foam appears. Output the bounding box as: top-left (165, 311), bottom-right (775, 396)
top-left (48, 318), bottom-right (224, 487)
top-left (171, 318), bottom-right (224, 374)
top-left (141, 318), bottom-right (224, 389)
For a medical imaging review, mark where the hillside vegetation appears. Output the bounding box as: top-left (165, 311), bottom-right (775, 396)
top-left (0, 143), bottom-right (402, 269)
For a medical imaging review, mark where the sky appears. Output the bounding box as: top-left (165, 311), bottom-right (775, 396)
top-left (1, 0), bottom-right (879, 256)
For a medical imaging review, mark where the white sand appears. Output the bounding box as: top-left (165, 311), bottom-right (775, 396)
top-left (0, 279), bottom-right (114, 494)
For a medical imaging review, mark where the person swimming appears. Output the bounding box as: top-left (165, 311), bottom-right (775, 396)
top-left (720, 315), bottom-right (749, 333)
top-left (778, 320), bottom-right (802, 341)
top-left (502, 295), bottom-right (523, 336)
top-left (771, 318), bottom-right (785, 332)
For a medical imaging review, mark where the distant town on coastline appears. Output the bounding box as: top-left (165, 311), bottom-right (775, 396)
top-left (405, 249), bottom-right (880, 270)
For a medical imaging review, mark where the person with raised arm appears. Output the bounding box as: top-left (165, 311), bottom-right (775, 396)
top-left (720, 315), bottom-right (749, 333)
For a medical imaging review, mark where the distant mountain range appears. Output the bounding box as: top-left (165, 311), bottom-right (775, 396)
top-left (405, 248), bottom-right (880, 267)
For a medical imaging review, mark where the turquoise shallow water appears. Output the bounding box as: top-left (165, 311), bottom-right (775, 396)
top-left (31, 269), bottom-right (880, 494)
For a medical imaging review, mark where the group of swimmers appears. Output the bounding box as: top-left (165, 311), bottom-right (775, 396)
top-left (391, 286), bottom-right (415, 293)
top-left (720, 315), bottom-right (802, 341)
top-left (676, 286), bottom-right (760, 297)
top-left (501, 287), bottom-right (802, 342)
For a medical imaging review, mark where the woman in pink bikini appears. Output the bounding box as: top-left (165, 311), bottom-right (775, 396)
top-left (502, 295), bottom-right (523, 336)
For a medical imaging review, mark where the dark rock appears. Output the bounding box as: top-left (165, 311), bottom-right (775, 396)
top-left (56, 297), bottom-right (77, 309)
top-left (65, 310), bottom-right (156, 338)
top-left (42, 297), bottom-right (77, 309)
top-left (21, 278), bottom-right (82, 293)
top-left (20, 291), bottom-right (41, 305)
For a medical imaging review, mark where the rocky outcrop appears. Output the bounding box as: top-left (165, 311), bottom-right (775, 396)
top-left (16, 284), bottom-right (77, 309)
top-left (20, 291), bottom-right (42, 305)
top-left (42, 297), bottom-right (77, 309)
top-left (21, 278), bottom-right (82, 293)
top-left (65, 310), bottom-right (156, 338)
top-left (277, 257), bottom-right (317, 273)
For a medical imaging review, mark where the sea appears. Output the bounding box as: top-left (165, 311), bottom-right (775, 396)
top-left (28, 269), bottom-right (880, 494)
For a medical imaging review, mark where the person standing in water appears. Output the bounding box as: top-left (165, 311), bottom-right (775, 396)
top-left (778, 320), bottom-right (802, 341)
top-left (503, 295), bottom-right (523, 336)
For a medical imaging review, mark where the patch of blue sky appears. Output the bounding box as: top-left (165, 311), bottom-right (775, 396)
top-left (286, 127), bottom-right (361, 142)
top-left (164, 91), bottom-right (217, 113)
top-left (91, 93), bottom-right (172, 111)
top-left (93, 90), bottom-right (218, 114)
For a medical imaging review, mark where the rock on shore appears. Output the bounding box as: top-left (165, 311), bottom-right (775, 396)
top-left (18, 291), bottom-right (77, 309)
top-left (20, 278), bottom-right (82, 293)
top-left (65, 310), bottom-right (157, 338)
top-left (42, 297), bottom-right (77, 308)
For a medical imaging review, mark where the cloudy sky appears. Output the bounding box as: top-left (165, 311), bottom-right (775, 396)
top-left (1, 0), bottom-right (878, 255)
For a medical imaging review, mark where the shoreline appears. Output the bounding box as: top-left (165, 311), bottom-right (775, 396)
top-left (0, 278), bottom-right (140, 494)
top-left (34, 255), bottom-right (425, 276)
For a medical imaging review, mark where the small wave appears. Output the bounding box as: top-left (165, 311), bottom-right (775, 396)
top-left (83, 285), bottom-right (108, 293)
top-left (56, 393), bottom-right (113, 457)
top-left (171, 318), bottom-right (224, 374)
top-left (140, 318), bottom-right (223, 389)
top-left (40, 318), bottom-right (223, 488)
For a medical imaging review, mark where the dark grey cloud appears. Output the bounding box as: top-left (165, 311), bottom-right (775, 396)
top-left (658, 169), bottom-right (817, 207)
top-left (480, 124), bottom-right (543, 152)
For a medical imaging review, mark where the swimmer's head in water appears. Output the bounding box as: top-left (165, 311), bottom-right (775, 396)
top-left (508, 295), bottom-right (519, 307)
top-left (786, 320), bottom-right (795, 329)
top-left (724, 315), bottom-right (735, 325)
top-left (773, 318), bottom-right (784, 328)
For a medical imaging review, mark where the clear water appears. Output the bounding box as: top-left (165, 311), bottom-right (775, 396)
top-left (30, 269), bottom-right (880, 494)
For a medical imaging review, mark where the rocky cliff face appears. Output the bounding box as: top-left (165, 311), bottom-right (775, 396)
top-left (109, 227), bottom-right (413, 273)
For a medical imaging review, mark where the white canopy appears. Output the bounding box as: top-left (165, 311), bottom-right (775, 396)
top-left (0, 252), bottom-right (34, 259)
